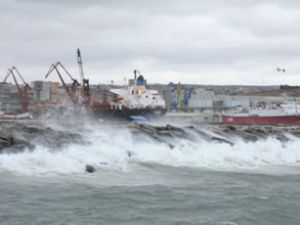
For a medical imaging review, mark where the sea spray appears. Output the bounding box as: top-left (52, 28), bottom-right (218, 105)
top-left (0, 121), bottom-right (300, 176)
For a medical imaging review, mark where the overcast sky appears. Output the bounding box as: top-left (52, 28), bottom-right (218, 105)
top-left (1, 0), bottom-right (300, 85)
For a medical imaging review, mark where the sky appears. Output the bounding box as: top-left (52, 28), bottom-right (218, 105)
top-left (1, 0), bottom-right (300, 85)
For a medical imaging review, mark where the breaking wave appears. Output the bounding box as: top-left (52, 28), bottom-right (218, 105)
top-left (0, 121), bottom-right (300, 176)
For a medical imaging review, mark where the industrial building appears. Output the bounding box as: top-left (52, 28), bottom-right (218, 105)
top-left (31, 81), bottom-right (51, 102)
top-left (186, 89), bottom-right (300, 114)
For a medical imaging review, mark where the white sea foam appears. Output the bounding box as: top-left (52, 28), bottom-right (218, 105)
top-left (0, 123), bottom-right (300, 176)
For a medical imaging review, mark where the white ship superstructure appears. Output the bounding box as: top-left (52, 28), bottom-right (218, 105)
top-left (109, 70), bottom-right (166, 115)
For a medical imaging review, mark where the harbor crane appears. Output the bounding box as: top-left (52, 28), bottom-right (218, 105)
top-left (45, 62), bottom-right (80, 104)
top-left (45, 49), bottom-right (91, 107)
top-left (3, 66), bottom-right (31, 112)
top-left (76, 48), bottom-right (91, 105)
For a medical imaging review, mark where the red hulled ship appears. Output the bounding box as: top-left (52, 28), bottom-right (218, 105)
top-left (222, 103), bottom-right (300, 125)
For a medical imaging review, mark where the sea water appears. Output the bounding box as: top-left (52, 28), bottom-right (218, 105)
top-left (0, 121), bottom-right (299, 225)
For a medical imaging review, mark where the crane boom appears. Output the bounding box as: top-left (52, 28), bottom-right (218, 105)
top-left (45, 62), bottom-right (79, 104)
top-left (4, 67), bottom-right (31, 112)
top-left (77, 48), bottom-right (84, 83)
top-left (56, 62), bottom-right (75, 81)
top-left (76, 49), bottom-right (91, 105)
top-left (11, 72), bottom-right (22, 95)
top-left (45, 49), bottom-right (91, 107)
top-left (10, 66), bottom-right (27, 84)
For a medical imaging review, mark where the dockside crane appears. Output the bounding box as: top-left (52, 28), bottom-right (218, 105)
top-left (76, 48), bottom-right (91, 105)
top-left (3, 66), bottom-right (31, 112)
top-left (45, 62), bottom-right (80, 104)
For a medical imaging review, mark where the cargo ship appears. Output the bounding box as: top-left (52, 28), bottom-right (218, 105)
top-left (222, 102), bottom-right (300, 125)
top-left (91, 70), bottom-right (167, 118)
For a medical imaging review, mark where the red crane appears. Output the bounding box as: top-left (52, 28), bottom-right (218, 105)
top-left (45, 49), bottom-right (91, 108)
top-left (45, 62), bottom-right (80, 104)
top-left (3, 66), bottom-right (31, 112)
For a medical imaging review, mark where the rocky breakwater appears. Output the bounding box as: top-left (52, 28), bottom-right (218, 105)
top-left (0, 121), bottom-right (85, 153)
top-left (130, 123), bottom-right (300, 146)
top-left (1, 121), bottom-right (299, 153)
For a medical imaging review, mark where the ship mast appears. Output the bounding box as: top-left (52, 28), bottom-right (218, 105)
top-left (133, 69), bottom-right (137, 86)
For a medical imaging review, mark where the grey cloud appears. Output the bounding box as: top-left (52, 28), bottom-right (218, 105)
top-left (1, 0), bottom-right (300, 85)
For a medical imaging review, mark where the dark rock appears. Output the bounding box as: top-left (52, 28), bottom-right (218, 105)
top-left (0, 121), bottom-right (85, 154)
top-left (227, 125), bottom-right (236, 131)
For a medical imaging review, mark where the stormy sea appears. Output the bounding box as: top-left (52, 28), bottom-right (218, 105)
top-left (0, 117), bottom-right (300, 225)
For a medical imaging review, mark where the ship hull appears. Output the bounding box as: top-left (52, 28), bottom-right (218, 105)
top-left (222, 114), bottom-right (300, 125)
top-left (92, 107), bottom-right (167, 120)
